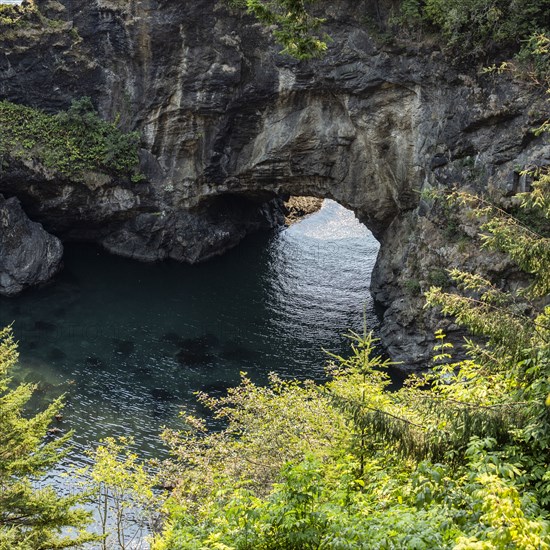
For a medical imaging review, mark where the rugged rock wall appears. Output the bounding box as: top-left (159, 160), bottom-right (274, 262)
top-left (0, 0), bottom-right (548, 365)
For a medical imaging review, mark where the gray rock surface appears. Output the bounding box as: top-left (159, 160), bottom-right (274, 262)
top-left (0, 195), bottom-right (63, 296)
top-left (0, 0), bottom-right (548, 364)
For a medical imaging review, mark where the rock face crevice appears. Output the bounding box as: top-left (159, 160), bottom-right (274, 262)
top-left (0, 0), bottom-right (548, 364)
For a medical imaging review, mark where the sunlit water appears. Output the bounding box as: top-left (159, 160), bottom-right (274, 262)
top-left (0, 200), bottom-right (380, 542)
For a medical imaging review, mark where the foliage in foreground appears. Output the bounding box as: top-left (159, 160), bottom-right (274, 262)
top-left (0, 329), bottom-right (161, 550)
top-left (152, 330), bottom-right (549, 549)
top-left (0, 98), bottom-right (142, 182)
top-left (151, 132), bottom-right (550, 549)
top-left (78, 437), bottom-right (162, 550)
top-left (0, 326), bottom-right (95, 549)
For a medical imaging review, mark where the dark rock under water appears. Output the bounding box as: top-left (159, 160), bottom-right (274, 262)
top-left (161, 332), bottom-right (182, 346)
top-left (48, 348), bottom-right (67, 361)
top-left (85, 356), bottom-right (105, 369)
top-left (150, 388), bottom-right (177, 402)
top-left (175, 348), bottom-right (213, 367)
top-left (220, 341), bottom-right (256, 362)
top-left (113, 339), bottom-right (135, 356)
top-left (34, 321), bottom-right (57, 332)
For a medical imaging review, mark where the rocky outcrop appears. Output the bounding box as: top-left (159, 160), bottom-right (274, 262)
top-left (0, 194), bottom-right (63, 296)
top-left (0, 0), bottom-right (548, 364)
top-left (284, 196), bottom-right (324, 225)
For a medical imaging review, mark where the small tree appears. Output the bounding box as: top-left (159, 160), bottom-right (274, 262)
top-left (425, 163), bottom-right (550, 503)
top-left (0, 326), bottom-right (95, 549)
top-left (81, 437), bottom-right (162, 550)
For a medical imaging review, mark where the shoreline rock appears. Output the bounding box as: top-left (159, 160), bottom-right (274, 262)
top-left (284, 196), bottom-right (324, 225)
top-left (0, 194), bottom-right (63, 296)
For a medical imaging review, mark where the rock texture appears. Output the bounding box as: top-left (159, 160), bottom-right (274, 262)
top-left (0, 0), bottom-right (548, 364)
top-left (284, 196), bottom-right (324, 225)
top-left (0, 194), bottom-right (63, 296)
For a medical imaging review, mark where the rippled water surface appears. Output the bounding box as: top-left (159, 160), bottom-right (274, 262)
top-left (0, 200), bottom-right (380, 461)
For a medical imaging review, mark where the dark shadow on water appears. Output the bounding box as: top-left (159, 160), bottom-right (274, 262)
top-left (85, 356), bottom-right (105, 369)
top-left (150, 388), bottom-right (178, 401)
top-left (34, 320), bottom-right (57, 332)
top-left (219, 340), bottom-right (256, 362)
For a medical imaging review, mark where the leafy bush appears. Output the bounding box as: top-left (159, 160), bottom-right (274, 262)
top-left (0, 98), bottom-right (142, 182)
top-left (515, 32), bottom-right (550, 86)
top-left (405, 278), bottom-right (422, 296)
top-left (427, 268), bottom-right (450, 288)
top-left (0, 2), bottom-right (36, 27)
top-left (396, 0), bottom-right (550, 67)
top-left (79, 437), bottom-right (162, 550)
top-left (152, 328), bottom-right (550, 548)
top-left (227, 0), bottom-right (328, 59)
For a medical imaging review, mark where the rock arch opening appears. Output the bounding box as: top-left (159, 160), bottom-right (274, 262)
top-left (257, 196), bottom-right (381, 354)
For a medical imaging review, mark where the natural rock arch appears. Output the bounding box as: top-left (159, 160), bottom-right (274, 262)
top-left (197, 87), bottom-right (421, 240)
top-left (0, 0), bottom-right (548, 365)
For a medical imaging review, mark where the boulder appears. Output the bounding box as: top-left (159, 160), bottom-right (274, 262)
top-left (0, 194), bottom-right (63, 296)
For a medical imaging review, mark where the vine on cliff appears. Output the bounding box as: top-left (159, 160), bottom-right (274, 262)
top-left (228, 0), bottom-right (550, 83)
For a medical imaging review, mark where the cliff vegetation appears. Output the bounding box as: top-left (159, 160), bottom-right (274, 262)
top-left (236, 0), bottom-right (550, 82)
top-left (0, 97), bottom-right (142, 182)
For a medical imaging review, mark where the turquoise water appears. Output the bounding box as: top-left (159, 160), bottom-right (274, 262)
top-left (0, 200), bottom-right (380, 463)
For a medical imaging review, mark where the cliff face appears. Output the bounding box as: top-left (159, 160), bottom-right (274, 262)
top-left (1, 0), bottom-right (548, 364)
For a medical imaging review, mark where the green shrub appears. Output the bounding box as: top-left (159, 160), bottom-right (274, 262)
top-left (0, 2), bottom-right (36, 27)
top-left (405, 278), bottom-right (422, 296)
top-left (0, 327), bottom-right (97, 548)
top-left (0, 98), bottom-right (142, 182)
top-left (443, 217), bottom-right (462, 241)
top-left (515, 32), bottom-right (550, 86)
top-left (152, 330), bottom-right (550, 549)
top-left (397, 0), bottom-right (550, 63)
top-left (228, 0), bottom-right (328, 59)
top-left (427, 269), bottom-right (450, 288)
